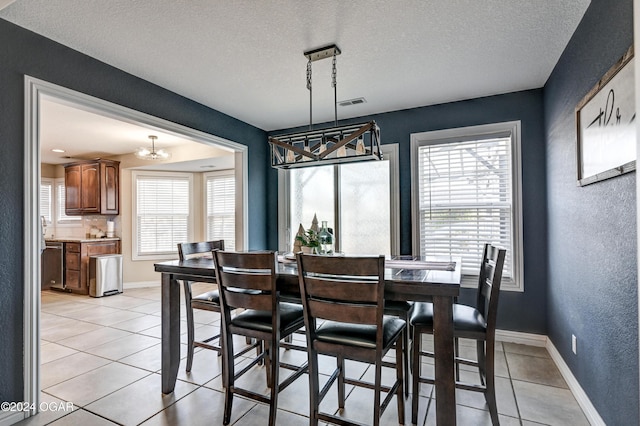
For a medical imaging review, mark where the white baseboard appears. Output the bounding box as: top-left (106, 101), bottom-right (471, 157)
top-left (0, 411), bottom-right (25, 426)
top-left (546, 339), bottom-right (605, 426)
top-left (495, 329), bottom-right (604, 426)
top-left (496, 329), bottom-right (547, 347)
top-left (123, 281), bottom-right (160, 289)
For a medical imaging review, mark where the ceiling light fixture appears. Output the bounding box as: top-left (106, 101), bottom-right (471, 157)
top-left (269, 44), bottom-right (382, 169)
top-left (135, 135), bottom-right (171, 160)
top-left (51, 148), bottom-right (65, 153)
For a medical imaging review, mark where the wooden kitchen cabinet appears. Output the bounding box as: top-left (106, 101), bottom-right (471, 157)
top-left (64, 239), bottom-right (121, 294)
top-left (64, 159), bottom-right (120, 215)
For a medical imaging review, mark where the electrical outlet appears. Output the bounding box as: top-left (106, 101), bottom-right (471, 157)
top-left (572, 334), bottom-right (577, 354)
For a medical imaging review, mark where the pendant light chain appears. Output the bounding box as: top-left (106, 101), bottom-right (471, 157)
top-left (332, 52), bottom-right (338, 126)
top-left (307, 58), bottom-right (313, 130)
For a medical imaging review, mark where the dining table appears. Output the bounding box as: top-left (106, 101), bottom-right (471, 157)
top-left (154, 254), bottom-right (461, 426)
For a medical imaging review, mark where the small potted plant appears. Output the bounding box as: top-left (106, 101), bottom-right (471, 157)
top-left (295, 228), bottom-right (320, 254)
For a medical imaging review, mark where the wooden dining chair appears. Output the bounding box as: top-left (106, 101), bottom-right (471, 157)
top-left (410, 243), bottom-right (506, 425)
top-left (214, 250), bottom-right (307, 426)
top-left (178, 240), bottom-right (225, 372)
top-left (296, 253), bottom-right (406, 426)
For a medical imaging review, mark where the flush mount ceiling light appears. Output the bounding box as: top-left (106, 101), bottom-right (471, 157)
top-left (269, 44), bottom-right (382, 169)
top-left (135, 135), bottom-right (171, 160)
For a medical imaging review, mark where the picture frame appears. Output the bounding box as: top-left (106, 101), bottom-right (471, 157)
top-left (575, 45), bottom-right (635, 186)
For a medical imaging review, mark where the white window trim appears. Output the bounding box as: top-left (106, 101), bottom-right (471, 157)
top-left (132, 170), bottom-right (195, 261)
top-left (203, 169), bottom-right (236, 250)
top-left (410, 121), bottom-right (524, 292)
top-left (278, 143), bottom-right (400, 255)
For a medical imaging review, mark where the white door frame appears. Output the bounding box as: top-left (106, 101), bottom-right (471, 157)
top-left (22, 76), bottom-right (249, 419)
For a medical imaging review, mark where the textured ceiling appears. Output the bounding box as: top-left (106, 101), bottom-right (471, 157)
top-left (0, 0), bottom-right (590, 132)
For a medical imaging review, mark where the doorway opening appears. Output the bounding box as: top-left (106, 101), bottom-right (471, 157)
top-left (24, 76), bottom-right (248, 415)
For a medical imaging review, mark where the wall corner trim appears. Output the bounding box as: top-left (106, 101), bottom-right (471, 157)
top-left (545, 339), bottom-right (606, 426)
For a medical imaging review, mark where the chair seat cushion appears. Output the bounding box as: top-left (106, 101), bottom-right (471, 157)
top-left (231, 302), bottom-right (304, 333)
top-left (410, 302), bottom-right (486, 334)
top-left (192, 290), bottom-right (220, 304)
top-left (316, 316), bottom-right (406, 349)
top-left (384, 300), bottom-right (414, 314)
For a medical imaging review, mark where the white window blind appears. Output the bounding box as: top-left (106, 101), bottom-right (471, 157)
top-left (206, 172), bottom-right (235, 250)
top-left (40, 180), bottom-right (52, 223)
top-left (136, 174), bottom-right (190, 256)
top-left (56, 180), bottom-right (81, 222)
top-left (417, 135), bottom-right (514, 281)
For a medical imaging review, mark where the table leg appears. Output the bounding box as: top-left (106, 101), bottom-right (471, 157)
top-left (161, 273), bottom-right (180, 394)
top-left (433, 295), bottom-right (456, 426)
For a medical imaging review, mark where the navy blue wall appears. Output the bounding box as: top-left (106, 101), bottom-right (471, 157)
top-left (544, 0), bottom-right (638, 424)
top-left (269, 89), bottom-right (548, 334)
top-left (0, 18), bottom-right (267, 403)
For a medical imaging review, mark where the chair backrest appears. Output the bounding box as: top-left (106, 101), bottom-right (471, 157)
top-left (476, 243), bottom-right (507, 332)
top-left (296, 254), bottom-right (386, 345)
top-left (213, 250), bottom-right (278, 315)
top-left (178, 240), bottom-right (225, 260)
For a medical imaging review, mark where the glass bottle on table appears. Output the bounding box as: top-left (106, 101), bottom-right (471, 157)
top-left (318, 221), bottom-right (334, 255)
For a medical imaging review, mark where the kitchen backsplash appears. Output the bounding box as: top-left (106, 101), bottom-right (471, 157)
top-left (45, 215), bottom-right (120, 239)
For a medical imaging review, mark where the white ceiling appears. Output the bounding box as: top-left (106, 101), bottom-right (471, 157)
top-left (1, 0), bottom-right (591, 133)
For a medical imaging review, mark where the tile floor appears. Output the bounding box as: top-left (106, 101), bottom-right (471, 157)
top-left (18, 286), bottom-right (590, 426)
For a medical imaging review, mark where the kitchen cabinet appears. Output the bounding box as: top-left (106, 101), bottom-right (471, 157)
top-left (64, 239), bottom-right (121, 294)
top-left (65, 159), bottom-right (120, 215)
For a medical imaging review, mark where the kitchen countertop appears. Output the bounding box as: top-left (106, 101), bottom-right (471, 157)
top-left (45, 237), bottom-right (121, 243)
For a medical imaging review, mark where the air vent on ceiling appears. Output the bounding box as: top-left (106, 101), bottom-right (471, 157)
top-left (338, 97), bottom-right (367, 107)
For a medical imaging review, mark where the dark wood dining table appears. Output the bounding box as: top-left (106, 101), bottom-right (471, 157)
top-left (154, 255), bottom-right (461, 425)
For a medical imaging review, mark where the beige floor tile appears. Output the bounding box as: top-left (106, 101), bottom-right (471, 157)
top-left (14, 393), bottom-right (78, 426)
top-left (238, 403), bottom-right (309, 426)
top-left (40, 314), bottom-right (80, 331)
top-left (425, 404), bottom-right (520, 426)
top-left (82, 309), bottom-right (147, 326)
top-left (45, 362), bottom-right (150, 406)
top-left (41, 342), bottom-right (78, 364)
top-left (175, 347), bottom-right (225, 385)
top-left (41, 301), bottom-right (94, 316)
top-left (139, 386), bottom-right (254, 426)
top-left (41, 320), bottom-right (103, 342)
top-left (55, 327), bottom-right (132, 351)
top-left (122, 287), bottom-right (162, 301)
top-left (513, 380), bottom-right (589, 425)
top-left (47, 409), bottom-right (119, 425)
top-left (127, 301), bottom-right (162, 314)
top-left (505, 352), bottom-right (568, 388)
top-left (85, 373), bottom-right (198, 425)
top-left (119, 343), bottom-right (189, 372)
top-left (84, 334), bottom-right (160, 360)
top-left (55, 305), bottom-right (121, 321)
top-left (81, 294), bottom-right (158, 309)
top-left (503, 342), bottom-right (550, 358)
top-left (41, 352), bottom-right (111, 389)
top-left (109, 314), bottom-right (162, 332)
top-left (453, 375), bottom-right (519, 418)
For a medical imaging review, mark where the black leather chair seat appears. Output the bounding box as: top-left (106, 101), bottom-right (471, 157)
top-left (192, 290), bottom-right (220, 304)
top-left (316, 316), bottom-right (405, 349)
top-left (231, 302), bottom-right (304, 333)
top-left (410, 302), bottom-right (487, 334)
top-left (384, 300), bottom-right (414, 312)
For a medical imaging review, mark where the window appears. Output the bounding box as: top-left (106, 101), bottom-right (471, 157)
top-left (40, 179), bottom-right (53, 223)
top-left (279, 144), bottom-right (399, 256)
top-left (205, 171), bottom-right (235, 250)
top-left (55, 179), bottom-right (81, 223)
top-left (133, 171), bottom-right (193, 259)
top-left (411, 122), bottom-right (523, 291)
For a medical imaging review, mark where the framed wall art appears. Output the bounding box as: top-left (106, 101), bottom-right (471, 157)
top-left (575, 45), bottom-right (635, 186)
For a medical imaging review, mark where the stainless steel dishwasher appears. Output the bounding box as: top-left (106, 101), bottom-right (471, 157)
top-left (41, 241), bottom-right (65, 290)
